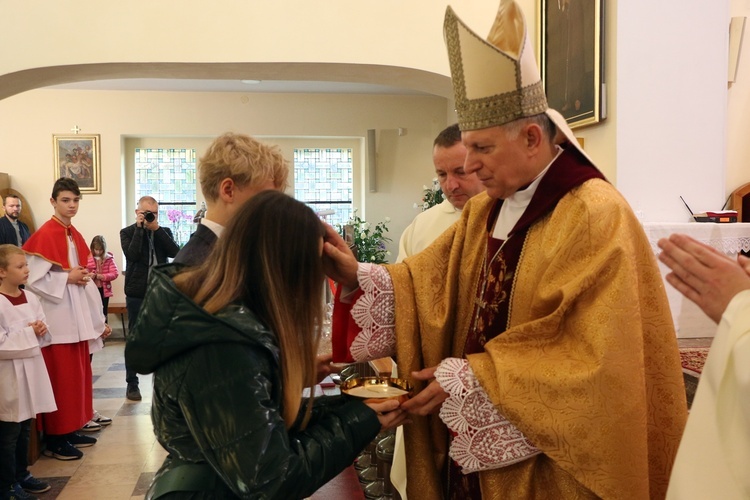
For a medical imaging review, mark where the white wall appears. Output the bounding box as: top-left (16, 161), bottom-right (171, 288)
top-left (728, 0), bottom-right (750, 198)
top-left (1, 0), bottom-right (509, 98)
top-left (616, 0), bottom-right (730, 221)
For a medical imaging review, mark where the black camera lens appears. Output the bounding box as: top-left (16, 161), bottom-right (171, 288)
top-left (144, 211), bottom-right (156, 223)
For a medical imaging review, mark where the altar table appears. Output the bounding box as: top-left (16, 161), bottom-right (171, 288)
top-left (642, 222), bottom-right (750, 338)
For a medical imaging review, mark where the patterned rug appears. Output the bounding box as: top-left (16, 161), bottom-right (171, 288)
top-left (680, 346), bottom-right (710, 409)
top-left (680, 347), bottom-right (709, 377)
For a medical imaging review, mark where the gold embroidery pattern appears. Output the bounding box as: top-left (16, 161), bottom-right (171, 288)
top-left (389, 182), bottom-right (687, 499)
top-left (443, 7), bottom-right (548, 131)
top-left (468, 180), bottom-right (687, 499)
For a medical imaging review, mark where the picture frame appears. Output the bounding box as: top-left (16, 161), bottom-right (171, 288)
top-left (52, 134), bottom-right (101, 194)
top-left (539, 0), bottom-right (605, 129)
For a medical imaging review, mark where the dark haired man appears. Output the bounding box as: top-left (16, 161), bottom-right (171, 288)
top-left (0, 195), bottom-right (30, 247)
top-left (396, 124), bottom-right (484, 262)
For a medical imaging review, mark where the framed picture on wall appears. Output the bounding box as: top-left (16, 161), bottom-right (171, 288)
top-left (539, 0), bottom-right (605, 129)
top-left (52, 134), bottom-right (101, 194)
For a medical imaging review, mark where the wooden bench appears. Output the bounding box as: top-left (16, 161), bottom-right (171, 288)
top-left (108, 302), bottom-right (128, 335)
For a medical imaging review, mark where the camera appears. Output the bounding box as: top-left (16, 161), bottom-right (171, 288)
top-left (143, 211), bottom-right (156, 223)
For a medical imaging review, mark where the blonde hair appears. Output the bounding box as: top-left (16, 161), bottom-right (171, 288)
top-left (0, 244), bottom-right (24, 269)
top-left (199, 133), bottom-right (289, 203)
top-left (174, 191), bottom-right (324, 429)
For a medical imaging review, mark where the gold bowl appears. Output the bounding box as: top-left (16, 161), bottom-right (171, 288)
top-left (341, 376), bottom-right (413, 400)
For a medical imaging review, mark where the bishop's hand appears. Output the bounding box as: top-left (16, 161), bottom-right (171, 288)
top-left (322, 222), bottom-right (359, 289)
top-left (400, 366), bottom-right (449, 416)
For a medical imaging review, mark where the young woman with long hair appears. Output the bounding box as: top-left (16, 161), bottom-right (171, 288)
top-left (126, 191), bottom-right (405, 499)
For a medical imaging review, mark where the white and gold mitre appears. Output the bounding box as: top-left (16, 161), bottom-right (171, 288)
top-left (444, 0), bottom-right (548, 131)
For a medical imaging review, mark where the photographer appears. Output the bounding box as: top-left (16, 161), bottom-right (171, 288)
top-left (120, 196), bottom-right (179, 401)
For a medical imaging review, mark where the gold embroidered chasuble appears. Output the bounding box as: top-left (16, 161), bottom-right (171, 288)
top-left (387, 177), bottom-right (687, 499)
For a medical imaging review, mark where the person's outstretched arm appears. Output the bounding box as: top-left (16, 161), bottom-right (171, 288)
top-left (178, 342), bottom-right (402, 499)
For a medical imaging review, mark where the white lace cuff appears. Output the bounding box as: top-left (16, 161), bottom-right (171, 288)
top-left (349, 263), bottom-right (396, 361)
top-left (436, 358), bottom-right (541, 473)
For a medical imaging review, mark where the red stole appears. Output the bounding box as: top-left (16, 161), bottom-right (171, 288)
top-left (23, 216), bottom-right (90, 270)
top-left (464, 146), bottom-right (605, 355)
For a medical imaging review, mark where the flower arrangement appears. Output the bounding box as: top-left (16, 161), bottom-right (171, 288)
top-left (341, 211), bottom-right (392, 264)
top-left (166, 209), bottom-right (190, 225)
top-left (414, 178), bottom-right (444, 212)
top-left (165, 209), bottom-right (195, 246)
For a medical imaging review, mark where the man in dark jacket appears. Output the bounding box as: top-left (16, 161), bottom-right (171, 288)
top-left (120, 195), bottom-right (179, 400)
top-left (0, 195), bottom-right (30, 246)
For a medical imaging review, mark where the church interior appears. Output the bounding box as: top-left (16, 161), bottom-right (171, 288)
top-left (2, 0), bottom-right (750, 497)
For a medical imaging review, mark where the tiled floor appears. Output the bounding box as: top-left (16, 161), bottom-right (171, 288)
top-left (28, 339), bottom-right (363, 499)
top-left (28, 340), bottom-right (164, 499)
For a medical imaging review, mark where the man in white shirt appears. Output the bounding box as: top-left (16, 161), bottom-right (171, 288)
top-left (396, 124), bottom-right (484, 262)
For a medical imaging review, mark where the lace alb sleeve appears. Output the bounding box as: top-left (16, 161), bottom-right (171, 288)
top-left (349, 263), bottom-right (396, 361)
top-left (435, 358), bottom-right (541, 473)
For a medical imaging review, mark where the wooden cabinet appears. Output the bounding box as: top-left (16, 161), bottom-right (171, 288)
top-left (732, 182), bottom-right (750, 222)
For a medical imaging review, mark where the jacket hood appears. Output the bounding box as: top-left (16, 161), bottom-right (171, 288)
top-left (125, 264), bottom-right (279, 374)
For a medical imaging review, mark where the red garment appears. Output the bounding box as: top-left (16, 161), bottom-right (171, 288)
top-left (22, 216), bottom-right (90, 270)
top-left (40, 342), bottom-right (92, 435)
top-left (331, 286), bottom-right (363, 363)
top-left (0, 290), bottom-right (28, 305)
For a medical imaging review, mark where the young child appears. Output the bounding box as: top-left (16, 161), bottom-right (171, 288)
top-left (81, 235), bottom-right (117, 432)
top-left (0, 245), bottom-right (56, 499)
top-left (85, 235), bottom-right (119, 320)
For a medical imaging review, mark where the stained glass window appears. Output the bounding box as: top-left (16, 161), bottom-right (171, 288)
top-left (134, 148), bottom-right (197, 246)
top-left (294, 148), bottom-right (353, 227)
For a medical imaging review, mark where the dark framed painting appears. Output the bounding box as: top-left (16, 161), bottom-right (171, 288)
top-left (539, 0), bottom-right (605, 129)
top-left (52, 134), bottom-right (101, 194)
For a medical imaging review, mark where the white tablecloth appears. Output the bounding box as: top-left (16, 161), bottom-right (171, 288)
top-left (642, 222), bottom-right (750, 338)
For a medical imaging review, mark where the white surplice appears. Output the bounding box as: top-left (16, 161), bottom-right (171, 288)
top-left (0, 291), bottom-right (57, 422)
top-left (25, 235), bottom-right (106, 352)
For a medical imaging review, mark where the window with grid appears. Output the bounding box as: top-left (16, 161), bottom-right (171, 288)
top-left (294, 148), bottom-right (353, 227)
top-left (134, 148), bottom-right (197, 246)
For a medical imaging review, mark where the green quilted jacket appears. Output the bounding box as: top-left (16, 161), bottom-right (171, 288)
top-left (125, 264), bottom-right (380, 499)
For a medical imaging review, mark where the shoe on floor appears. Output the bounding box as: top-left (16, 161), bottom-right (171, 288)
top-left (92, 410), bottom-right (112, 426)
top-left (66, 432), bottom-right (96, 448)
top-left (17, 474), bottom-right (50, 494)
top-left (42, 440), bottom-right (83, 461)
top-left (126, 384), bottom-right (142, 401)
top-left (4, 483), bottom-right (38, 500)
top-left (80, 420), bottom-right (102, 432)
